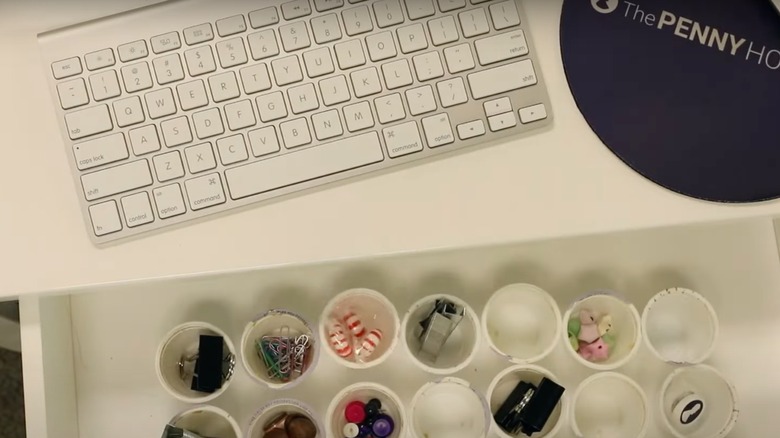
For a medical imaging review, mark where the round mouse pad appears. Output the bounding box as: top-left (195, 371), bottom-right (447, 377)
top-left (560, 0), bottom-right (780, 202)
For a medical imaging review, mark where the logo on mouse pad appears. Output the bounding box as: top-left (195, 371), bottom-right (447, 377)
top-left (591, 0), bottom-right (619, 13)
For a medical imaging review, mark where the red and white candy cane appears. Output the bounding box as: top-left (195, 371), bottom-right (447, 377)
top-left (328, 322), bottom-right (352, 358)
top-left (357, 329), bottom-right (383, 359)
top-left (343, 311), bottom-right (366, 338)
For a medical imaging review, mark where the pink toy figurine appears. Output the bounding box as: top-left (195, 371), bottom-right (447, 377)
top-left (577, 309), bottom-right (600, 343)
top-left (578, 338), bottom-right (610, 362)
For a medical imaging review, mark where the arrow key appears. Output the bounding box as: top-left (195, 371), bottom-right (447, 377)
top-left (488, 112), bottom-right (517, 132)
top-left (457, 120), bottom-right (485, 140)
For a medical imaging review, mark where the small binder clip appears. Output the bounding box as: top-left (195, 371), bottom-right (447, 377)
top-left (162, 424), bottom-right (211, 438)
top-left (494, 377), bottom-right (565, 436)
top-left (191, 335), bottom-right (225, 394)
top-left (416, 299), bottom-right (464, 361)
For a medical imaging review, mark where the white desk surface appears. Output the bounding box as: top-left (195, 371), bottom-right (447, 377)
top-left (1, 0), bottom-right (778, 298)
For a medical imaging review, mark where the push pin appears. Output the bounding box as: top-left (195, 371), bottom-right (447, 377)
top-left (494, 377), bottom-right (565, 436)
top-left (416, 299), bottom-right (464, 361)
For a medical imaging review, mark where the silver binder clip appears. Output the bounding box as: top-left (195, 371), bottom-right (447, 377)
top-left (416, 299), bottom-right (464, 361)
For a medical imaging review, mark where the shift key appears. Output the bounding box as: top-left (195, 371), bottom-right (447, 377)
top-left (81, 160), bottom-right (153, 201)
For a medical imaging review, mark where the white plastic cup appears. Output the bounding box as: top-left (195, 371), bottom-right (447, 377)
top-left (246, 398), bottom-right (323, 438)
top-left (240, 309), bottom-right (319, 389)
top-left (486, 365), bottom-right (567, 438)
top-left (571, 372), bottom-right (649, 438)
top-left (410, 377), bottom-right (490, 438)
top-left (319, 288), bottom-right (400, 369)
top-left (155, 321), bottom-right (236, 403)
top-left (562, 291), bottom-right (641, 370)
top-left (168, 405), bottom-right (241, 438)
top-left (482, 284), bottom-right (562, 364)
top-left (659, 365), bottom-right (738, 438)
top-left (326, 382), bottom-right (406, 438)
top-left (402, 294), bottom-right (480, 374)
top-left (642, 288), bottom-right (719, 364)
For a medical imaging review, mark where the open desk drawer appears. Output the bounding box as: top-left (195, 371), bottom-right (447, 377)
top-left (19, 219), bottom-right (780, 438)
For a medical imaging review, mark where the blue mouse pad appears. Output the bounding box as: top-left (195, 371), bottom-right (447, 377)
top-left (560, 0), bottom-right (780, 202)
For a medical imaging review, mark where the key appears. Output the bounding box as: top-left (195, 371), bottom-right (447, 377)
top-left (490, 1), bottom-right (521, 30)
top-left (82, 159), bottom-right (153, 201)
top-left (312, 109), bottom-right (343, 140)
top-left (185, 173), bottom-right (226, 211)
top-left (225, 99), bottom-right (257, 130)
top-left (439, 0), bottom-right (466, 11)
top-left (351, 67), bottom-right (382, 98)
top-left (65, 105), bottom-right (112, 140)
top-left (152, 53), bottom-right (185, 85)
top-left (153, 151), bottom-right (185, 181)
top-left (404, 0), bottom-right (435, 20)
top-left (208, 71), bottom-right (241, 102)
top-left (457, 120), bottom-right (485, 139)
top-left (89, 201), bottom-right (122, 236)
top-left (381, 59), bottom-right (413, 89)
top-left (303, 47), bottom-right (335, 78)
top-left (118, 40), bottom-right (148, 62)
top-left (73, 133), bottom-right (128, 170)
top-left (319, 75), bottom-right (351, 106)
top-left (216, 38), bottom-right (248, 68)
top-left (85, 49), bottom-right (115, 70)
top-left (240, 64), bottom-right (273, 94)
top-left (129, 125), bottom-right (161, 155)
top-left (397, 23), bottom-right (428, 54)
top-left (192, 108), bottom-right (224, 139)
top-left (413, 51), bottom-right (444, 81)
top-left (343, 101), bottom-right (374, 132)
top-left (437, 77), bottom-right (468, 107)
top-left (225, 132), bottom-right (383, 199)
top-left (161, 116), bottom-right (193, 147)
top-left (335, 39), bottom-right (366, 69)
top-left (443, 44), bottom-right (475, 74)
top-left (428, 16), bottom-right (459, 46)
top-left (383, 121), bottom-right (422, 158)
top-left (183, 23), bottom-right (215, 45)
top-left (114, 96), bottom-right (145, 127)
top-left (519, 103), bottom-right (547, 124)
top-left (248, 126), bottom-right (281, 157)
top-left (406, 85), bottom-right (437, 116)
top-left (314, 0), bottom-right (344, 12)
top-left (488, 111), bottom-right (517, 131)
top-left (121, 62), bottom-right (154, 92)
top-left (484, 96), bottom-right (512, 116)
top-left (177, 80), bottom-right (209, 111)
top-left (374, 93), bottom-right (405, 124)
top-left (366, 31), bottom-right (397, 61)
top-left (459, 9), bottom-right (490, 38)
top-left (249, 7), bottom-right (280, 28)
top-left (288, 83), bottom-right (320, 114)
top-left (422, 113), bottom-right (454, 148)
top-left (89, 71), bottom-right (121, 101)
top-left (311, 14), bottom-right (342, 44)
top-left (217, 134), bottom-right (249, 165)
top-left (343, 6), bottom-right (374, 36)
top-left (247, 30), bottom-right (280, 60)
top-left (256, 91), bottom-right (288, 122)
top-left (145, 88), bottom-right (177, 119)
top-left (468, 59), bottom-right (537, 99)
top-left (271, 56), bottom-right (304, 86)
top-left (282, 0), bottom-right (313, 20)
top-left (475, 29), bottom-right (528, 65)
top-left (184, 46), bottom-right (217, 77)
top-left (150, 32), bottom-right (181, 54)
top-left (373, 0), bottom-right (404, 28)
top-left (153, 183), bottom-right (186, 218)
top-left (280, 118), bottom-right (312, 148)
top-left (216, 15), bottom-right (247, 37)
top-left (280, 21), bottom-right (311, 52)
top-left (57, 78), bottom-right (89, 109)
top-left (121, 192), bottom-right (154, 227)
top-left (184, 142), bottom-right (217, 173)
top-left (52, 57), bottom-right (82, 79)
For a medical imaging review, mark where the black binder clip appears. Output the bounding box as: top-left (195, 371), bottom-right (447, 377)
top-left (494, 377), bottom-right (565, 436)
top-left (190, 335), bottom-right (225, 394)
top-left (416, 299), bottom-right (464, 361)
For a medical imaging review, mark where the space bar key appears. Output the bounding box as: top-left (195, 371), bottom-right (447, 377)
top-left (225, 132), bottom-right (384, 200)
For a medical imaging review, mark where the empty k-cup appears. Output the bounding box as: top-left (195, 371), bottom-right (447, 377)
top-left (240, 309), bottom-right (319, 389)
top-left (483, 284), bottom-right (561, 364)
top-left (402, 294), bottom-right (480, 374)
top-left (563, 291), bottom-right (641, 370)
top-left (571, 372), bottom-right (649, 438)
top-left (319, 288), bottom-right (400, 369)
top-left (155, 321), bottom-right (236, 403)
top-left (410, 377), bottom-right (490, 438)
top-left (167, 405), bottom-right (241, 438)
top-left (246, 398), bottom-right (322, 438)
top-left (642, 288), bottom-right (719, 364)
top-left (326, 382), bottom-right (406, 438)
top-left (659, 365), bottom-right (738, 438)
top-left (487, 365), bottom-right (566, 438)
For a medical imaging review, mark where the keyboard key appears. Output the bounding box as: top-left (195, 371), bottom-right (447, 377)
top-left (271, 56), bottom-right (304, 86)
top-left (184, 142), bottom-right (217, 173)
top-left (225, 132), bottom-right (384, 199)
top-left (413, 51), bottom-right (444, 81)
top-left (311, 109), bottom-right (344, 140)
top-left (314, 0), bottom-right (343, 12)
top-left (240, 64), bottom-right (273, 94)
top-left (153, 183), bottom-right (186, 219)
top-left (89, 201), bottom-right (122, 236)
top-left (335, 39), bottom-right (366, 69)
top-left (216, 15), bottom-right (247, 37)
top-left (153, 151), bottom-right (185, 181)
top-left (89, 71), bottom-right (121, 101)
top-left (457, 120), bottom-right (485, 139)
top-left (467, 59), bottom-right (537, 99)
top-left (57, 78), bottom-right (89, 109)
top-left (128, 125), bottom-right (161, 155)
top-left (484, 96), bottom-right (512, 116)
top-left (217, 134), bottom-right (249, 165)
top-left (303, 47), bottom-right (336, 78)
top-left (84, 49), bottom-right (115, 70)
top-left (428, 16), bottom-right (459, 46)
top-left (247, 30), bottom-right (280, 60)
top-left (488, 111), bottom-right (517, 131)
top-left (282, 0), bottom-right (313, 20)
top-left (475, 29), bottom-right (528, 65)
top-left (381, 59), bottom-right (413, 89)
top-left (52, 57), bottom-right (82, 79)
top-left (490, 1), bottom-right (521, 30)
top-left (438, 0), bottom-right (466, 12)
top-left (184, 46), bottom-right (217, 76)
top-left (65, 105), bottom-right (113, 140)
top-left (319, 75), bottom-right (351, 106)
top-left (343, 5), bottom-right (373, 36)
top-left (366, 31), bottom-right (397, 61)
top-left (73, 133), bottom-right (129, 170)
top-left (248, 126), bottom-right (281, 157)
top-left (383, 121), bottom-right (422, 158)
top-left (311, 14), bottom-right (342, 44)
top-left (117, 40), bottom-right (148, 62)
top-left (373, 0), bottom-right (404, 28)
top-left (343, 101), bottom-right (374, 132)
top-left (183, 23), bottom-right (215, 45)
top-left (82, 159), bottom-right (153, 201)
top-left (280, 117), bottom-right (312, 148)
top-left (406, 85), bottom-right (437, 116)
top-left (216, 38), bottom-right (248, 68)
top-left (121, 62), bottom-right (154, 92)
top-left (121, 192), bottom-right (154, 227)
top-left (185, 173), bottom-right (226, 211)
top-left (145, 88), bottom-right (177, 119)
top-left (280, 21), bottom-right (311, 52)
top-left (459, 9), bottom-right (490, 38)
top-left (256, 91), bottom-right (289, 122)
top-left (192, 108), bottom-right (225, 139)
top-left (519, 103), bottom-right (547, 124)
top-left (404, 0), bottom-right (435, 20)
top-left (224, 99), bottom-right (257, 130)
top-left (177, 80), bottom-right (209, 111)
top-left (374, 93), bottom-right (405, 124)
top-left (113, 96), bottom-right (145, 127)
top-left (161, 116), bottom-right (193, 147)
top-left (437, 77), bottom-right (468, 107)
top-left (288, 83), bottom-right (320, 114)
top-left (208, 71), bottom-right (241, 102)
top-left (351, 67), bottom-right (382, 98)
top-left (443, 43), bottom-right (475, 73)
top-left (422, 113), bottom-right (454, 148)
top-left (150, 32), bottom-right (182, 54)
top-left (397, 23), bottom-right (428, 54)
top-left (249, 7), bottom-right (280, 29)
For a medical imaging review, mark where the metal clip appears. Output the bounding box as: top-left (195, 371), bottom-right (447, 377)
top-left (416, 299), bottom-right (464, 361)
